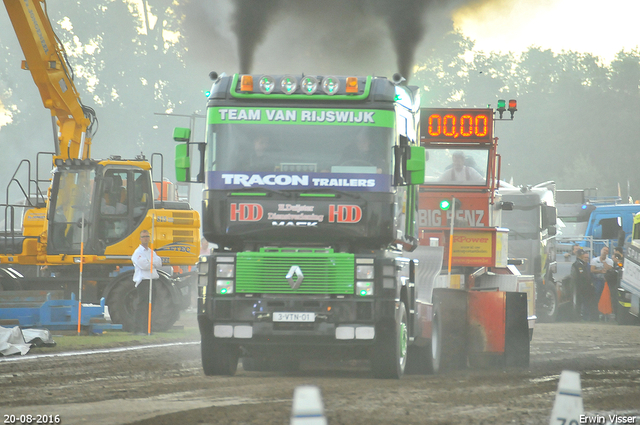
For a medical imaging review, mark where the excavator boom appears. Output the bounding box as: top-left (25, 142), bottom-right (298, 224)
top-left (3, 0), bottom-right (94, 160)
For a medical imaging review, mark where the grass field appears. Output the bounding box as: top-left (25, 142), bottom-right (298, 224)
top-left (26, 311), bottom-right (200, 354)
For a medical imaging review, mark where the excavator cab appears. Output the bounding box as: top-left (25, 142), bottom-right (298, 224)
top-left (47, 161), bottom-right (153, 255)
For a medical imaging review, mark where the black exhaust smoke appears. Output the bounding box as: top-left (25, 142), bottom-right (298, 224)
top-left (231, 0), bottom-right (434, 80)
top-left (179, 0), bottom-right (491, 80)
top-left (233, 0), bottom-right (281, 74)
top-left (369, 0), bottom-right (432, 82)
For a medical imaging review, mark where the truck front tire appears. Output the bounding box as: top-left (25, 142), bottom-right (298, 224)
top-left (200, 320), bottom-right (239, 376)
top-left (371, 302), bottom-right (408, 379)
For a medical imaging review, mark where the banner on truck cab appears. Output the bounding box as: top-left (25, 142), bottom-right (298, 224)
top-left (207, 171), bottom-right (392, 192)
top-left (209, 107), bottom-right (395, 127)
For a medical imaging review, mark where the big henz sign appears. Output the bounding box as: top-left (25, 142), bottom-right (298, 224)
top-left (418, 208), bottom-right (486, 227)
top-left (229, 203), bottom-right (362, 224)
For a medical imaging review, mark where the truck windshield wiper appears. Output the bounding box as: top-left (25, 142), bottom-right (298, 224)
top-left (229, 187), bottom-right (292, 197)
top-left (297, 188), bottom-right (360, 199)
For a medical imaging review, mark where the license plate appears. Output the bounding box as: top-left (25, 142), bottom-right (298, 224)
top-left (272, 312), bottom-right (315, 322)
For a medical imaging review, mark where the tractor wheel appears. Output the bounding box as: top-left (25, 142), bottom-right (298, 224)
top-left (431, 299), bottom-right (467, 374)
top-left (371, 302), bottom-right (408, 379)
top-left (106, 273), bottom-right (179, 332)
top-left (201, 320), bottom-right (238, 376)
top-left (106, 276), bottom-right (137, 331)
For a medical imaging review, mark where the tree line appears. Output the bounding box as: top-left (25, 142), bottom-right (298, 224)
top-left (1, 3), bottom-right (638, 200)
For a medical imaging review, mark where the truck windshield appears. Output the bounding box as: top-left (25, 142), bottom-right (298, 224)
top-left (502, 209), bottom-right (541, 240)
top-left (423, 148), bottom-right (488, 186)
top-left (207, 123), bottom-right (393, 175)
top-left (49, 168), bottom-right (95, 252)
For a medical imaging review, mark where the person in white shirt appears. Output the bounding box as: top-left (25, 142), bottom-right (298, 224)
top-left (131, 229), bottom-right (162, 335)
top-left (438, 151), bottom-right (484, 184)
top-left (590, 246), bottom-right (613, 308)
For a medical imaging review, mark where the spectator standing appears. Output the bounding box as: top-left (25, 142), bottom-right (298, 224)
top-left (131, 229), bottom-right (162, 335)
top-left (590, 247), bottom-right (613, 318)
top-left (571, 249), bottom-right (596, 321)
top-left (605, 247), bottom-right (624, 319)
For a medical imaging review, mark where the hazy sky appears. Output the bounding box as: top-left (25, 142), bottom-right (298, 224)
top-left (453, 0), bottom-right (640, 62)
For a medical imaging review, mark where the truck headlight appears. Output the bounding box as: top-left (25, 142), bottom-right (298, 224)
top-left (216, 263), bottom-right (235, 278)
top-left (216, 280), bottom-right (234, 294)
top-left (356, 265), bottom-right (374, 280)
top-left (356, 281), bottom-right (374, 296)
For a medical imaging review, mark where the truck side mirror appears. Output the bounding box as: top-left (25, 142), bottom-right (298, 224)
top-left (544, 205), bottom-right (557, 235)
top-left (406, 146), bottom-right (426, 185)
top-left (175, 144), bottom-right (190, 182)
top-left (173, 127), bottom-right (205, 183)
top-left (174, 127), bottom-right (191, 182)
top-left (173, 127), bottom-right (191, 142)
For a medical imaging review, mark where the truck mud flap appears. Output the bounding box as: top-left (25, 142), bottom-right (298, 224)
top-left (467, 290), bottom-right (529, 368)
top-left (431, 288), bottom-right (468, 373)
top-left (504, 292), bottom-right (530, 367)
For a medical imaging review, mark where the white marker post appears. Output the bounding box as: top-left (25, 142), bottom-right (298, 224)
top-left (549, 370), bottom-right (584, 425)
top-left (290, 385), bottom-right (327, 425)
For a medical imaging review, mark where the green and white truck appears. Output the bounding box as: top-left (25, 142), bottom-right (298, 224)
top-left (174, 73), bottom-right (427, 378)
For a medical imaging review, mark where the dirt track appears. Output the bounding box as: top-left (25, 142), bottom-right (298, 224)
top-left (2, 321), bottom-right (639, 425)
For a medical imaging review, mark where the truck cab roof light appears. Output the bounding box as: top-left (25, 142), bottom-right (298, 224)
top-left (280, 75), bottom-right (298, 94)
top-left (346, 77), bottom-right (358, 93)
top-left (258, 75), bottom-right (275, 94)
top-left (240, 75), bottom-right (253, 92)
top-left (301, 76), bottom-right (318, 95)
top-left (322, 76), bottom-right (339, 95)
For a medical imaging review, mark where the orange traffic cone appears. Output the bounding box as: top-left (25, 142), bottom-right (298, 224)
top-left (598, 282), bottom-right (613, 315)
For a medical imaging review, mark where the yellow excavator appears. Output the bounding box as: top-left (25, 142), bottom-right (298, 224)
top-left (0, 0), bottom-right (200, 331)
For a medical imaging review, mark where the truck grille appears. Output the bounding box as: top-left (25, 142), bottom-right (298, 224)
top-left (235, 249), bottom-right (354, 294)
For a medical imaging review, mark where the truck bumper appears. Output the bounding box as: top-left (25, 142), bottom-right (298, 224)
top-left (199, 295), bottom-right (394, 348)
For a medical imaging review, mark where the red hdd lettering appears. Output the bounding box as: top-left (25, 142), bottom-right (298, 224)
top-left (229, 203), bottom-right (264, 221)
top-left (328, 205), bottom-right (362, 223)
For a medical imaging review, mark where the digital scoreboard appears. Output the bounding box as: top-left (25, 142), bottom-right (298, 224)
top-left (421, 108), bottom-right (493, 142)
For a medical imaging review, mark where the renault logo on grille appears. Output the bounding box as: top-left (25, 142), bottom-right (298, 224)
top-left (286, 265), bottom-right (304, 290)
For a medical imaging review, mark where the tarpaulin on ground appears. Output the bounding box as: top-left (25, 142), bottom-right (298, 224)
top-left (0, 326), bottom-right (56, 356)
